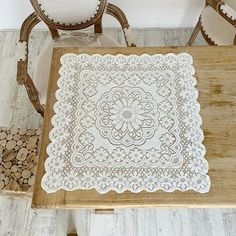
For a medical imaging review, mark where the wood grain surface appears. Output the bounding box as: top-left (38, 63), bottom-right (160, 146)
top-left (32, 46), bottom-right (236, 208)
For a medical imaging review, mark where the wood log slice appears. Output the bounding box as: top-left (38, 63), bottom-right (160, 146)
top-left (31, 166), bottom-right (38, 175)
top-left (26, 129), bottom-right (36, 136)
top-left (14, 172), bottom-right (21, 179)
top-left (3, 162), bottom-right (12, 169)
top-left (6, 134), bottom-right (13, 141)
top-left (26, 136), bottom-right (38, 151)
top-left (0, 180), bottom-right (4, 190)
top-left (0, 140), bottom-right (7, 147)
top-left (13, 134), bottom-right (21, 141)
top-left (4, 177), bottom-right (9, 185)
top-left (0, 173), bottom-right (5, 181)
top-left (3, 151), bottom-right (15, 162)
top-left (28, 176), bottom-right (35, 186)
top-left (6, 140), bottom-right (16, 150)
top-left (16, 140), bottom-right (23, 146)
top-left (16, 148), bottom-right (28, 161)
top-left (19, 128), bottom-right (27, 135)
top-left (11, 165), bottom-right (18, 173)
top-left (10, 128), bottom-right (18, 135)
top-left (22, 169), bottom-right (31, 179)
top-left (4, 169), bottom-right (11, 177)
top-left (0, 132), bottom-right (7, 140)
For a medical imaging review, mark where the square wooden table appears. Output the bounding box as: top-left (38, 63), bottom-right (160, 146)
top-left (32, 46), bottom-right (236, 209)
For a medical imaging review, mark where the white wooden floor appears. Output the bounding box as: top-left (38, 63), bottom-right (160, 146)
top-left (0, 29), bottom-right (236, 236)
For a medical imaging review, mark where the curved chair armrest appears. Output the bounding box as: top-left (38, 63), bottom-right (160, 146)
top-left (17, 12), bottom-right (59, 85)
top-left (17, 12), bottom-right (40, 85)
top-left (106, 3), bottom-right (136, 47)
top-left (17, 12), bottom-right (44, 116)
top-left (207, 0), bottom-right (236, 25)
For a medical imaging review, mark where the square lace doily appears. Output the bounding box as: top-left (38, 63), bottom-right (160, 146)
top-left (41, 53), bottom-right (210, 194)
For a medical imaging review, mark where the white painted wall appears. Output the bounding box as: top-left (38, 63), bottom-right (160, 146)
top-left (0, 0), bottom-right (204, 29)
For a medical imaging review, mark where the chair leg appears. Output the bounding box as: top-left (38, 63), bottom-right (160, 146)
top-left (67, 230), bottom-right (78, 236)
top-left (187, 18), bottom-right (201, 46)
top-left (31, 99), bottom-right (44, 117)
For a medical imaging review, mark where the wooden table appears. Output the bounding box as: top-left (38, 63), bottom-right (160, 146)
top-left (32, 46), bottom-right (236, 209)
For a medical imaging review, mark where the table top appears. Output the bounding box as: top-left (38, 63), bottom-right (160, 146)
top-left (32, 46), bottom-right (236, 209)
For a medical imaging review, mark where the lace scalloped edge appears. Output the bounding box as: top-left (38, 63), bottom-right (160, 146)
top-left (42, 175), bottom-right (211, 194)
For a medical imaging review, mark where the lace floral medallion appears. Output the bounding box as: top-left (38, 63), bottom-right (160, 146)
top-left (41, 53), bottom-right (211, 194)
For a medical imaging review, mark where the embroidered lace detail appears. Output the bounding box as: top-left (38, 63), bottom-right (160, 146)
top-left (96, 85), bottom-right (159, 146)
top-left (42, 53), bottom-right (210, 194)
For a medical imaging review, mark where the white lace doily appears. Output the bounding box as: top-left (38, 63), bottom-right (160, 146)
top-left (41, 53), bottom-right (211, 194)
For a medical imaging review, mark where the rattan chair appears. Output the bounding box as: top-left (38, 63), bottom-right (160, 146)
top-left (187, 0), bottom-right (236, 46)
top-left (17, 0), bottom-right (136, 117)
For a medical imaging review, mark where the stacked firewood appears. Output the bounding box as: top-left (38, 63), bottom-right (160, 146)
top-left (0, 127), bottom-right (41, 194)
